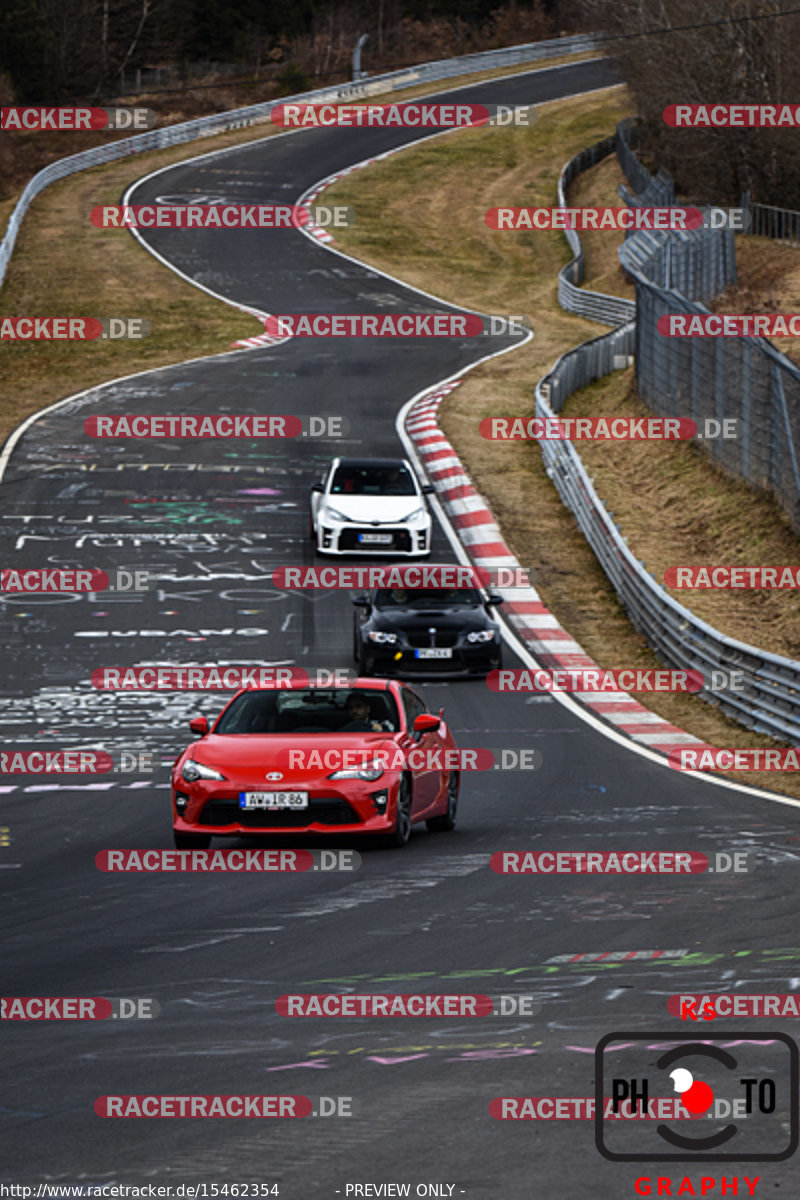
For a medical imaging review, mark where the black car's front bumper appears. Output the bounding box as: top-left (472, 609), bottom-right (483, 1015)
top-left (361, 641), bottom-right (501, 678)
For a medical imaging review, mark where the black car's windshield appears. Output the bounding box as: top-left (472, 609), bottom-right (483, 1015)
top-left (214, 688), bottom-right (400, 735)
top-left (374, 588), bottom-right (483, 609)
top-left (330, 464), bottom-right (416, 496)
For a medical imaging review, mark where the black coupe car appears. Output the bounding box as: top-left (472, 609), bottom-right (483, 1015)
top-left (353, 586), bottom-right (504, 677)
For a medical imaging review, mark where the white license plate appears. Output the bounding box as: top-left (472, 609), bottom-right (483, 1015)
top-left (415, 648), bottom-right (453, 659)
top-left (239, 791), bottom-right (308, 810)
top-left (358, 532), bottom-right (393, 545)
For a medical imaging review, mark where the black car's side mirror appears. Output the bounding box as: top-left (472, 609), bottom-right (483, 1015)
top-left (189, 716), bottom-right (208, 736)
top-left (486, 594), bottom-right (504, 606)
top-left (421, 484), bottom-right (435, 495)
top-left (352, 596), bottom-right (370, 608)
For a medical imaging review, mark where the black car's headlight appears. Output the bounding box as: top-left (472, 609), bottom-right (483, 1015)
top-left (181, 759), bottom-right (227, 783)
top-left (368, 631), bottom-right (398, 644)
top-left (467, 630), bottom-right (496, 644)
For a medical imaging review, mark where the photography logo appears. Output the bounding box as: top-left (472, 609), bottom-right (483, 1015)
top-left (595, 1032), bottom-right (798, 1161)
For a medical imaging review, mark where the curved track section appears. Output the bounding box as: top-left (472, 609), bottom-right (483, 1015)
top-left (4, 59), bottom-right (799, 1195)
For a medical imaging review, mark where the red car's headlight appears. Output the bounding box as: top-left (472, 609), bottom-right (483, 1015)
top-left (181, 759), bottom-right (227, 783)
top-left (328, 767), bottom-right (385, 782)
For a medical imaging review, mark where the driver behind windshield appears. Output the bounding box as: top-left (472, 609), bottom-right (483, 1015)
top-left (340, 692), bottom-right (383, 732)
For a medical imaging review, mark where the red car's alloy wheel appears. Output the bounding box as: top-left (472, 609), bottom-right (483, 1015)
top-left (389, 777), bottom-right (413, 847)
top-left (427, 770), bottom-right (458, 832)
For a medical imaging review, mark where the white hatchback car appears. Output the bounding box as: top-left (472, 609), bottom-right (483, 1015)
top-left (310, 457), bottom-right (434, 556)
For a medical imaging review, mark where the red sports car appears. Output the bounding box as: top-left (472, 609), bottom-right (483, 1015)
top-left (171, 679), bottom-right (460, 848)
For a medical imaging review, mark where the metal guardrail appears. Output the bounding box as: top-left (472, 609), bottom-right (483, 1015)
top-left (615, 118), bottom-right (674, 210)
top-left (535, 123), bottom-right (800, 743)
top-left (616, 126), bottom-right (800, 536)
top-left (0, 32), bottom-right (600, 289)
top-left (556, 134), bottom-right (637, 326)
top-left (742, 199), bottom-right (800, 247)
top-left (618, 222), bottom-right (737, 305)
top-left (618, 118), bottom-right (800, 249)
top-left (537, 356), bottom-right (800, 742)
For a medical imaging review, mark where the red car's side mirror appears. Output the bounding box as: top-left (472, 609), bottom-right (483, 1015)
top-left (413, 713), bottom-right (440, 735)
top-left (189, 716), bottom-right (208, 736)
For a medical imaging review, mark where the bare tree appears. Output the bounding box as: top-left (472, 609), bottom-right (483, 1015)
top-left (578, 0), bottom-right (800, 206)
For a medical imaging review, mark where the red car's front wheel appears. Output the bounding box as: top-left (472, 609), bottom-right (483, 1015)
top-left (388, 777), bottom-right (412, 847)
top-left (427, 771), bottom-right (459, 832)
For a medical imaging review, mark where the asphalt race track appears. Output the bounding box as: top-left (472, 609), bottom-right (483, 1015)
top-left (4, 57), bottom-right (800, 1195)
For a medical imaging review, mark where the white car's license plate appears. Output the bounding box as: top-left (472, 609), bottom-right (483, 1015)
top-left (358, 532), bottom-right (393, 545)
top-left (415, 648), bottom-right (453, 659)
top-left (239, 791), bottom-right (308, 809)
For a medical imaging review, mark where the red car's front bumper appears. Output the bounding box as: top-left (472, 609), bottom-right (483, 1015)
top-left (171, 777), bottom-right (400, 837)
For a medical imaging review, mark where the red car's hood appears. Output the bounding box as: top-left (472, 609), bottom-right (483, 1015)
top-left (186, 733), bottom-right (401, 784)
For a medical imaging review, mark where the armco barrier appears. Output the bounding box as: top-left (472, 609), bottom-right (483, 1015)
top-left (556, 133), bottom-right (636, 326)
top-left (0, 32), bottom-right (599, 290)
top-left (615, 118), bottom-right (674, 211)
top-left (534, 129), bottom-right (800, 743)
top-left (616, 130), bottom-right (800, 537)
top-left (536, 359), bottom-right (800, 742)
top-left (743, 199), bottom-right (800, 247)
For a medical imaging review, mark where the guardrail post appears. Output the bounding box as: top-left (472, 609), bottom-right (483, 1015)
top-left (352, 34), bottom-right (369, 82)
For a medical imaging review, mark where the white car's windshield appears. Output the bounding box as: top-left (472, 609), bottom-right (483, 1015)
top-left (331, 465), bottom-right (416, 496)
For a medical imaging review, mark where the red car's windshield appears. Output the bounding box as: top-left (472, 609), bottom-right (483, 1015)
top-left (214, 688), bottom-right (401, 735)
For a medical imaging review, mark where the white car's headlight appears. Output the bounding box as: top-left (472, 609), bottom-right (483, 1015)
top-left (329, 766), bottom-right (385, 781)
top-left (400, 506), bottom-right (427, 523)
top-left (181, 759), bottom-right (227, 783)
top-left (322, 505), bottom-right (349, 523)
top-left (368, 631), bottom-right (397, 643)
top-left (467, 630), bottom-right (496, 643)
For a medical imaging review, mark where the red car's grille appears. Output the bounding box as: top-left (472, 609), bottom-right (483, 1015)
top-left (198, 797), bottom-right (361, 828)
